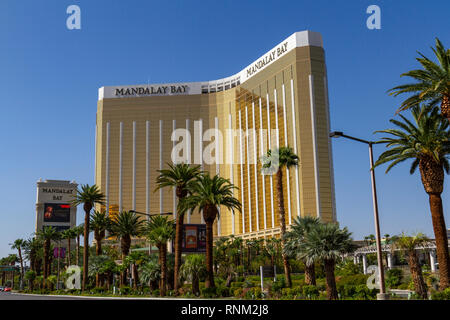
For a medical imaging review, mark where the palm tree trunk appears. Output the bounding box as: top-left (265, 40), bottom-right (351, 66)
top-left (305, 262), bottom-right (316, 286)
top-left (428, 193), bottom-right (450, 290)
top-left (174, 211), bottom-right (185, 293)
top-left (76, 234), bottom-right (80, 266)
top-left (441, 95), bottom-right (450, 123)
top-left (192, 274), bottom-right (200, 296)
top-left (276, 169), bottom-right (292, 288)
top-left (324, 258), bottom-right (338, 300)
top-left (205, 220), bottom-right (215, 288)
top-left (408, 250), bottom-right (428, 299)
top-left (18, 248), bottom-right (24, 289)
top-left (43, 240), bottom-right (49, 287)
top-left (159, 244), bottom-right (167, 296)
top-left (67, 238), bottom-right (71, 266)
top-left (82, 204), bottom-right (92, 291)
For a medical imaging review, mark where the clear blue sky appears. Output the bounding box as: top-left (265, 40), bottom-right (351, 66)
top-left (1, 0), bottom-right (449, 257)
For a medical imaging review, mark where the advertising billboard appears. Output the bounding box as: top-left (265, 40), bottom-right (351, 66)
top-left (43, 203), bottom-right (71, 222)
top-left (177, 224), bottom-right (206, 253)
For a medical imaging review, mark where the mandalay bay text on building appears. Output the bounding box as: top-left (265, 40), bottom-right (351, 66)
top-left (95, 30), bottom-right (336, 240)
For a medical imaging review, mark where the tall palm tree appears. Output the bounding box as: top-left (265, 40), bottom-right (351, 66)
top-left (180, 173), bottom-right (241, 289)
top-left (10, 239), bottom-right (25, 289)
top-left (392, 233), bottom-right (429, 299)
top-left (262, 146), bottom-right (299, 287)
top-left (90, 211), bottom-right (111, 256)
top-left (144, 215), bottom-right (175, 296)
top-left (36, 226), bottom-right (60, 287)
top-left (61, 228), bottom-right (77, 266)
top-left (180, 254), bottom-right (206, 296)
top-left (388, 38), bottom-right (450, 122)
top-left (374, 104), bottom-right (450, 290)
top-left (300, 223), bottom-right (356, 300)
top-left (72, 184), bottom-right (105, 291)
top-left (284, 216), bottom-right (321, 285)
top-left (109, 210), bottom-right (143, 285)
top-left (155, 162), bottom-right (201, 292)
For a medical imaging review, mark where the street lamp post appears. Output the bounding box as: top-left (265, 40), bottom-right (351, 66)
top-left (329, 131), bottom-right (388, 300)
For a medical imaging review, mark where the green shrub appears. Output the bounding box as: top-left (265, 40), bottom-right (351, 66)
top-left (336, 274), bottom-right (368, 286)
top-left (201, 287), bottom-right (218, 298)
top-left (233, 288), bottom-right (243, 298)
top-left (302, 285), bottom-right (319, 299)
top-left (245, 287), bottom-right (262, 299)
top-left (431, 288), bottom-right (450, 300)
top-left (243, 279), bottom-right (255, 288)
top-left (216, 286), bottom-right (231, 297)
top-left (385, 269), bottom-right (403, 288)
top-left (119, 286), bottom-right (131, 295)
top-left (151, 289), bottom-right (160, 296)
top-left (271, 277), bottom-right (286, 293)
top-left (90, 287), bottom-right (106, 294)
top-left (231, 281), bottom-right (244, 288)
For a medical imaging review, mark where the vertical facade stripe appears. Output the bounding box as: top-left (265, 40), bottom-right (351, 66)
top-left (173, 119), bottom-right (177, 219)
top-left (266, 93), bottom-right (275, 228)
top-left (282, 83), bottom-right (292, 225)
top-left (258, 97), bottom-right (267, 230)
top-left (159, 120), bottom-right (163, 213)
top-left (132, 121), bottom-right (136, 211)
top-left (251, 101), bottom-right (259, 231)
top-left (215, 117), bottom-right (221, 235)
top-left (146, 121), bottom-right (150, 216)
top-left (119, 121), bottom-right (123, 212)
top-left (186, 119), bottom-right (191, 224)
top-left (105, 122), bottom-right (110, 215)
top-left (290, 78), bottom-right (301, 218)
top-left (308, 75), bottom-right (321, 218)
top-left (228, 113), bottom-right (235, 234)
top-left (238, 110), bottom-right (245, 233)
top-left (245, 106), bottom-right (252, 232)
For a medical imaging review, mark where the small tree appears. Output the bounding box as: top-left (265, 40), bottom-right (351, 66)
top-left (180, 254), bottom-right (206, 296)
top-left (393, 233), bottom-right (429, 299)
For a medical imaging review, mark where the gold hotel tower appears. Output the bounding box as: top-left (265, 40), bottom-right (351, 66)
top-left (95, 30), bottom-right (336, 240)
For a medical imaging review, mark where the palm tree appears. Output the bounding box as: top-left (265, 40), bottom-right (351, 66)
top-left (90, 211), bottom-right (111, 256)
top-left (180, 254), bottom-right (207, 296)
top-left (144, 215), bottom-right (175, 296)
top-left (262, 146), bottom-right (299, 287)
top-left (74, 224), bottom-right (84, 266)
top-left (284, 216), bottom-right (321, 285)
top-left (36, 226), bottom-right (60, 287)
top-left (72, 184), bottom-right (105, 291)
top-left (374, 104), bottom-right (450, 290)
top-left (61, 228), bottom-right (77, 266)
top-left (264, 238), bottom-right (281, 276)
top-left (90, 211), bottom-right (111, 287)
top-left (109, 210), bottom-right (143, 285)
top-left (393, 233), bottom-right (429, 299)
top-left (140, 259), bottom-right (161, 291)
top-left (388, 38), bottom-right (450, 122)
top-left (180, 173), bottom-right (241, 289)
top-left (300, 223), bottom-right (356, 300)
top-left (155, 163), bottom-right (201, 292)
top-left (10, 239), bottom-right (25, 289)
top-left (23, 237), bottom-right (43, 273)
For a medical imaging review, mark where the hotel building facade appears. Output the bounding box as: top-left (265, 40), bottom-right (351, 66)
top-left (95, 30), bottom-right (336, 240)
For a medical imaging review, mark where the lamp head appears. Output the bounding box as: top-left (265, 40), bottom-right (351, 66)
top-left (329, 131), bottom-right (344, 138)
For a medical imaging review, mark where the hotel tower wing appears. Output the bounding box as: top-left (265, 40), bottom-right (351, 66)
top-left (96, 30), bottom-right (336, 240)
